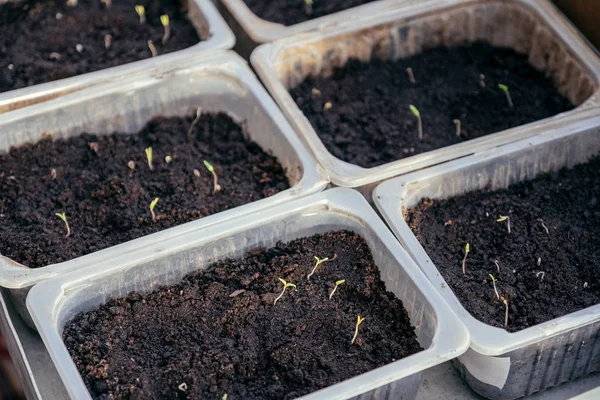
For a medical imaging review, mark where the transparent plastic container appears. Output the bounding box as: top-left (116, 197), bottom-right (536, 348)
top-left (373, 108), bottom-right (600, 399)
top-left (0, 51), bottom-right (328, 328)
top-left (0, 0), bottom-right (235, 113)
top-left (26, 188), bottom-right (470, 400)
top-left (251, 0), bottom-right (600, 200)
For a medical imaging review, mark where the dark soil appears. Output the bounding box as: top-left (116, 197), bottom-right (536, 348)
top-left (407, 156), bottom-right (600, 332)
top-left (63, 230), bottom-right (422, 399)
top-left (0, 0), bottom-right (199, 93)
top-left (290, 42), bottom-right (574, 168)
top-left (243, 0), bottom-right (377, 26)
top-left (0, 113), bottom-right (290, 269)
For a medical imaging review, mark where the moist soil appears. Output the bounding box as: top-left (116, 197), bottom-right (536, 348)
top-left (0, 113), bottom-right (289, 269)
top-left (407, 156), bottom-right (600, 332)
top-left (63, 230), bottom-right (422, 399)
top-left (290, 42), bottom-right (574, 168)
top-left (243, 0), bottom-right (377, 26)
top-left (0, 0), bottom-right (199, 93)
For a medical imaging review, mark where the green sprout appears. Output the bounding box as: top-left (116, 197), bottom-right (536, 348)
top-left (55, 212), bottom-right (71, 238)
top-left (488, 274), bottom-right (500, 300)
top-left (406, 67), bottom-right (416, 84)
top-left (409, 104), bottom-right (423, 140)
top-left (135, 5), bottom-right (146, 24)
top-left (453, 119), bottom-right (461, 137)
top-left (462, 243), bottom-right (470, 274)
top-left (203, 160), bottom-right (222, 193)
top-left (304, 0), bottom-right (313, 15)
top-left (147, 40), bottom-right (157, 57)
top-left (351, 315), bottom-right (365, 345)
top-left (498, 84), bottom-right (514, 108)
top-left (501, 296), bottom-right (509, 327)
top-left (161, 14), bottom-right (171, 44)
top-left (274, 278), bottom-right (296, 305)
top-left (496, 215), bottom-right (511, 234)
top-left (149, 197), bottom-right (159, 221)
top-left (479, 74), bottom-right (485, 88)
top-left (329, 279), bottom-right (345, 300)
top-left (307, 254), bottom-right (337, 280)
top-left (145, 147), bottom-right (154, 170)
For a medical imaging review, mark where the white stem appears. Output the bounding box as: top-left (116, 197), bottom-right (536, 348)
top-left (273, 287), bottom-right (287, 305)
top-left (462, 253), bottom-right (468, 274)
top-left (329, 285), bottom-right (338, 300)
top-left (211, 171), bottom-right (221, 193)
top-left (351, 322), bottom-right (361, 344)
top-left (417, 116), bottom-right (423, 141)
top-left (64, 221), bottom-right (71, 238)
top-left (492, 281), bottom-right (499, 300)
top-left (504, 301), bottom-right (509, 327)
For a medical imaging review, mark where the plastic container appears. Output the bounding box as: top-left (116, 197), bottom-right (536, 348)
top-left (0, 0), bottom-right (235, 114)
top-left (26, 187), bottom-right (469, 400)
top-left (0, 51), bottom-right (328, 328)
top-left (373, 108), bottom-right (600, 400)
top-left (251, 0), bottom-right (600, 200)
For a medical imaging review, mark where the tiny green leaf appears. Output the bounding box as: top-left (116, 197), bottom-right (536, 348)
top-left (465, 243), bottom-right (470, 253)
top-left (489, 273), bottom-right (496, 282)
top-left (409, 104), bottom-right (420, 117)
top-left (305, 0), bottom-right (313, 4)
top-left (160, 14), bottom-right (170, 26)
top-left (335, 279), bottom-right (345, 286)
top-left (203, 160), bottom-right (214, 173)
top-left (55, 212), bottom-right (67, 222)
top-left (278, 277), bottom-right (287, 285)
top-left (286, 282), bottom-right (296, 289)
top-left (498, 84), bottom-right (508, 92)
top-left (135, 5), bottom-right (144, 16)
top-left (145, 147), bottom-right (153, 170)
top-left (497, 216), bottom-right (508, 222)
top-left (149, 197), bottom-right (159, 211)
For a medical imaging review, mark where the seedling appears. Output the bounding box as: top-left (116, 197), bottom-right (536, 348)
top-left (462, 243), bottom-right (470, 274)
top-left (494, 260), bottom-right (500, 272)
top-left (312, 88), bottom-right (320, 96)
top-left (104, 34), bottom-right (112, 50)
top-left (409, 104), bottom-right (423, 140)
top-left (453, 119), bottom-right (461, 137)
top-left (145, 147), bottom-right (154, 170)
top-left (351, 315), bottom-right (365, 345)
top-left (165, 155), bottom-right (173, 164)
top-left (307, 254), bottom-right (337, 280)
top-left (135, 5), bottom-right (146, 24)
top-left (498, 84), bottom-right (514, 108)
top-left (147, 40), bottom-right (157, 57)
top-left (541, 222), bottom-right (549, 234)
top-left (479, 74), bottom-right (486, 88)
top-left (149, 197), bottom-right (159, 221)
top-left (66, 0), bottom-right (78, 7)
top-left (537, 257), bottom-right (541, 266)
top-left (536, 271), bottom-right (545, 281)
top-left (178, 383), bottom-right (187, 392)
top-left (193, 169), bottom-right (200, 177)
top-left (187, 107), bottom-right (202, 136)
top-left (50, 168), bottom-right (57, 180)
top-left (127, 160), bottom-right (136, 170)
top-left (304, 0), bottom-right (313, 15)
top-left (501, 296), bottom-right (509, 327)
top-left (76, 44), bottom-right (84, 53)
top-left (203, 160), bottom-right (222, 192)
top-left (274, 278), bottom-right (296, 305)
top-left (488, 274), bottom-right (500, 300)
top-left (161, 15), bottom-right (171, 44)
top-left (406, 67), bottom-right (416, 84)
top-left (324, 102), bottom-right (332, 111)
top-left (55, 212), bottom-right (71, 238)
top-left (496, 215), bottom-right (511, 234)
top-left (329, 279), bottom-right (345, 300)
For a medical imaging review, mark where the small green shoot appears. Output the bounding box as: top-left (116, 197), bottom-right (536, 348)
top-left (55, 212), bottom-right (71, 238)
top-left (149, 197), bottom-right (159, 221)
top-left (329, 279), bottom-right (345, 300)
top-left (147, 40), bottom-right (157, 57)
top-left (479, 74), bottom-right (485, 88)
top-left (488, 274), bottom-right (500, 300)
top-left (274, 278), bottom-right (296, 305)
top-left (203, 160), bottom-right (221, 193)
top-left (161, 14), bottom-right (171, 44)
top-left (307, 254), bottom-right (337, 280)
top-left (462, 243), bottom-right (470, 274)
top-left (351, 315), bottom-right (365, 345)
top-left (304, 0), bottom-right (313, 15)
top-left (453, 119), bottom-right (461, 137)
top-left (127, 160), bottom-right (136, 170)
top-left (165, 155), bottom-right (173, 164)
top-left (323, 101), bottom-right (332, 111)
top-left (145, 147), bottom-right (153, 170)
top-left (409, 104), bottom-right (423, 140)
top-left (501, 296), bottom-right (509, 327)
top-left (135, 5), bottom-right (146, 24)
top-left (406, 67), bottom-right (416, 84)
top-left (496, 215), bottom-right (511, 234)
top-left (498, 84), bottom-right (514, 108)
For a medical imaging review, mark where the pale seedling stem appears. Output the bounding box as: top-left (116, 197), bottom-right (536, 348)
top-left (497, 215), bottom-right (511, 234)
top-left (462, 243), bottom-right (470, 274)
top-left (147, 40), bottom-right (157, 57)
top-left (135, 5), bottom-right (146, 24)
top-left (409, 105), bottom-right (423, 140)
top-left (536, 271), bottom-right (545, 281)
top-left (453, 119), bottom-right (461, 137)
top-left (149, 197), bottom-right (159, 221)
top-left (498, 84), bottom-right (514, 108)
top-left (161, 15), bottom-right (171, 44)
top-left (307, 254), bottom-right (337, 280)
top-left (489, 274), bottom-right (500, 300)
top-left (494, 260), bottom-right (500, 272)
top-left (329, 279), bottom-right (345, 300)
top-left (501, 296), bottom-right (509, 327)
top-left (304, 0), bottom-right (313, 15)
top-left (104, 34), bottom-right (112, 49)
top-left (203, 160), bottom-right (221, 193)
top-left (479, 74), bottom-right (486, 88)
top-left (187, 107), bottom-right (202, 136)
top-left (55, 212), bottom-right (71, 238)
top-left (274, 278), bottom-right (296, 305)
top-left (541, 222), bottom-right (549, 234)
top-left (145, 147), bottom-right (154, 170)
top-left (351, 315), bottom-right (365, 345)
top-left (406, 67), bottom-right (416, 84)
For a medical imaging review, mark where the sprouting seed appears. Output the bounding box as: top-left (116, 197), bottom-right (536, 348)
top-left (406, 67), bottom-right (416, 84)
top-left (307, 254), bottom-right (337, 280)
top-left (203, 160), bottom-right (221, 193)
top-left (501, 296), bottom-right (509, 327)
top-left (165, 155), bottom-right (173, 164)
top-left (584, 282), bottom-right (588, 289)
top-left (135, 5), bottom-right (146, 24)
top-left (304, 0), bottom-right (313, 15)
top-left (329, 279), bottom-right (345, 300)
top-left (479, 74), bottom-right (486, 88)
top-left (104, 34), bottom-right (112, 50)
top-left (498, 84), bottom-right (514, 108)
top-left (351, 315), bottom-right (365, 345)
top-left (537, 257), bottom-right (541, 266)
top-left (55, 212), bottom-right (71, 238)
top-left (311, 88), bottom-right (320, 96)
top-left (100, 0), bottom-right (111, 8)
top-left (453, 119), bottom-right (461, 137)
top-left (324, 102), bottom-right (332, 111)
top-left (145, 147), bottom-right (154, 170)
top-left (462, 243), bottom-right (470, 274)
top-left (489, 274), bottom-right (500, 300)
top-left (541, 222), bottom-right (549, 234)
top-left (127, 160), bottom-right (136, 170)
top-left (76, 44), bottom-right (84, 53)
top-left (494, 260), bottom-right (500, 272)
top-left (193, 169), bottom-right (201, 177)
top-left (536, 271), bottom-right (545, 281)
top-left (161, 15), bottom-right (171, 44)
top-left (178, 383), bottom-right (187, 392)
top-left (497, 215), bottom-right (511, 234)
top-left (149, 197), bottom-right (159, 221)
top-left (274, 278), bottom-right (296, 305)
top-left (66, 0), bottom-right (78, 7)
top-left (147, 40), bottom-right (157, 57)
top-left (409, 105), bottom-right (423, 141)
top-left (187, 107), bottom-right (202, 136)
top-left (50, 168), bottom-right (57, 180)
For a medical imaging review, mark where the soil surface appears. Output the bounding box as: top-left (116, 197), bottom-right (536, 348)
top-left (407, 156), bottom-right (600, 332)
top-left (63, 230), bottom-right (422, 399)
top-left (290, 42), bottom-right (574, 168)
top-left (0, 0), bottom-right (199, 93)
top-left (243, 0), bottom-right (377, 26)
top-left (0, 113), bottom-right (289, 269)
